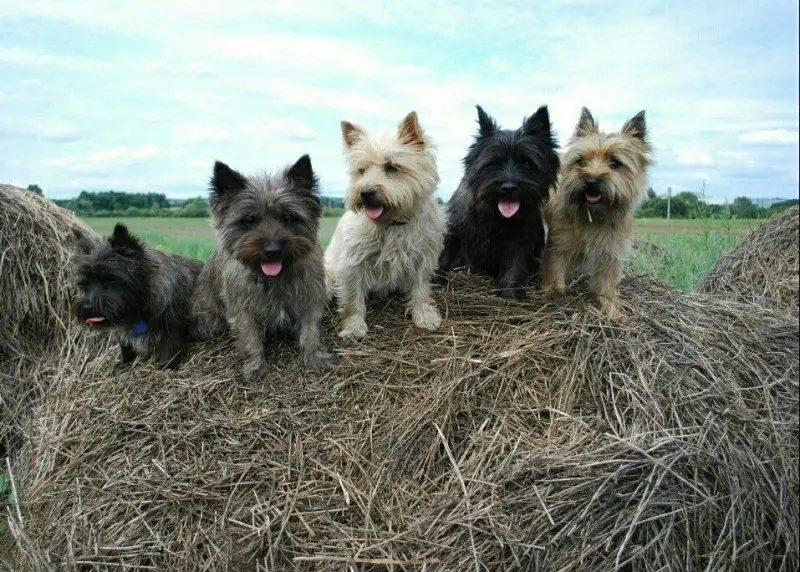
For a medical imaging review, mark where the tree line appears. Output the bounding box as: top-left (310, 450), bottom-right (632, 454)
top-left (20, 184), bottom-right (799, 219)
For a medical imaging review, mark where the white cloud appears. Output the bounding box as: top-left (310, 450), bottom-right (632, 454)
top-left (675, 150), bottom-right (715, 167)
top-left (173, 124), bottom-right (232, 144)
top-left (739, 129), bottom-right (799, 145)
top-left (47, 145), bottom-right (160, 173)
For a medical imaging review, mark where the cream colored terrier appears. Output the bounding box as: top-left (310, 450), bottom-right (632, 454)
top-left (325, 111), bottom-right (445, 340)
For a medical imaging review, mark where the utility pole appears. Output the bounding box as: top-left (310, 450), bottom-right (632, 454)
top-left (701, 180), bottom-right (706, 199)
top-left (667, 186), bottom-right (672, 220)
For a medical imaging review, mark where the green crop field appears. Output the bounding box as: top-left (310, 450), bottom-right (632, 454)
top-left (80, 216), bottom-right (760, 291)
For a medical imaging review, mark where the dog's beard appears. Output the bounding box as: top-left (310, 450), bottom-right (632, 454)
top-left (230, 231), bottom-right (315, 277)
top-left (74, 289), bottom-right (141, 327)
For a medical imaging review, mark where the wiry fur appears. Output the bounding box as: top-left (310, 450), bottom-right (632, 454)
top-left (325, 111), bottom-right (445, 339)
top-left (542, 107), bottom-right (654, 317)
top-left (438, 104), bottom-right (560, 299)
top-left (192, 155), bottom-right (337, 381)
top-left (71, 223), bottom-right (203, 369)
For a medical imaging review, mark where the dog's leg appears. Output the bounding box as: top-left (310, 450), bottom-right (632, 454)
top-left (434, 233), bottom-right (461, 285)
top-left (232, 313), bottom-right (267, 382)
top-left (338, 270), bottom-right (369, 340)
top-left (157, 328), bottom-right (188, 370)
top-left (591, 254), bottom-right (623, 319)
top-left (298, 306), bottom-right (338, 369)
top-left (408, 270), bottom-right (443, 330)
top-left (496, 251), bottom-right (530, 300)
top-left (541, 247), bottom-right (569, 296)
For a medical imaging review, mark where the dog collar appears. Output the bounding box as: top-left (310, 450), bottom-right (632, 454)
top-left (131, 320), bottom-right (149, 335)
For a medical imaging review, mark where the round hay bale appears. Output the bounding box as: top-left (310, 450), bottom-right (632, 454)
top-left (698, 206), bottom-right (799, 314)
top-left (0, 184), bottom-right (105, 456)
top-left (8, 274), bottom-right (798, 571)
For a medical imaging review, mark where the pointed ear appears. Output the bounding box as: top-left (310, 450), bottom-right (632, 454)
top-left (574, 107), bottom-right (599, 137)
top-left (209, 160), bottom-right (247, 213)
top-left (397, 111), bottom-right (425, 148)
top-left (522, 105), bottom-right (554, 142)
top-left (621, 109), bottom-right (647, 141)
top-left (286, 154), bottom-right (319, 192)
top-left (109, 223), bottom-right (143, 252)
top-left (476, 105), bottom-right (497, 138)
top-left (341, 120), bottom-right (365, 147)
top-left (71, 227), bottom-right (95, 255)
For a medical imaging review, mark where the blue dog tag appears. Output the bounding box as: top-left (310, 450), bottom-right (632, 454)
top-left (131, 321), bottom-right (149, 335)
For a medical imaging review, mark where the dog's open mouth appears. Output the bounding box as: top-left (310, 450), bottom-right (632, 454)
top-left (585, 193), bottom-right (602, 204)
top-left (498, 199), bottom-right (520, 218)
top-left (260, 260), bottom-right (283, 277)
top-left (85, 316), bottom-right (106, 326)
top-left (364, 205), bottom-right (386, 220)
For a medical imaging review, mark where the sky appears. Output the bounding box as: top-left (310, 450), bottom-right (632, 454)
top-left (0, 0), bottom-right (798, 202)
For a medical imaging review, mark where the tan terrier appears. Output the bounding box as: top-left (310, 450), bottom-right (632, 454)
top-left (542, 107), bottom-right (654, 317)
top-left (325, 111), bottom-right (445, 340)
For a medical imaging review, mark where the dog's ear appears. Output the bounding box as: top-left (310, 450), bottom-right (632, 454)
top-left (397, 111), bottom-right (425, 149)
top-left (476, 105), bottom-right (497, 138)
top-left (109, 223), bottom-right (144, 252)
top-left (574, 107), bottom-right (599, 137)
top-left (341, 121), bottom-right (365, 147)
top-left (71, 227), bottom-right (95, 255)
top-left (286, 154), bottom-right (319, 193)
top-left (621, 110), bottom-right (647, 142)
top-left (209, 160), bottom-right (248, 214)
top-left (522, 105), bottom-right (555, 144)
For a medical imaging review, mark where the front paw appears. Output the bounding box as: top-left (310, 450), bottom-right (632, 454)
top-left (598, 297), bottom-right (624, 320)
top-left (241, 360), bottom-right (267, 384)
top-left (499, 286), bottom-right (526, 300)
top-left (541, 283), bottom-right (566, 297)
top-left (302, 347), bottom-right (339, 370)
top-left (339, 316), bottom-right (368, 340)
top-left (411, 303), bottom-right (442, 330)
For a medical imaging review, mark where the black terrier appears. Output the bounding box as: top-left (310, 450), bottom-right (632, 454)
top-left (71, 223), bottom-right (204, 370)
top-left (438, 104), bottom-right (560, 299)
top-left (190, 154), bottom-right (337, 382)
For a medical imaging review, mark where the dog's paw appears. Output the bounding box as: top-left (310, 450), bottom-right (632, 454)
top-left (339, 316), bottom-right (368, 340)
top-left (598, 298), bottom-right (624, 320)
top-left (302, 347), bottom-right (339, 370)
top-left (241, 360), bottom-right (267, 384)
top-left (541, 283), bottom-right (566, 298)
top-left (499, 287), bottom-right (526, 301)
top-left (412, 303), bottom-right (442, 330)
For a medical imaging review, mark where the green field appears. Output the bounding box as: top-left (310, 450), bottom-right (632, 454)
top-left (81, 216), bottom-right (760, 291)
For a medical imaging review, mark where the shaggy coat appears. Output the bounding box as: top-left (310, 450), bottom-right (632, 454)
top-left (325, 111), bottom-right (445, 340)
top-left (192, 155), bottom-right (336, 381)
top-left (438, 104), bottom-right (560, 299)
top-left (542, 107), bottom-right (654, 317)
top-left (71, 223), bottom-right (203, 369)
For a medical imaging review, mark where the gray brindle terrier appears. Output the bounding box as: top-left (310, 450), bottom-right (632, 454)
top-left (191, 154), bottom-right (337, 381)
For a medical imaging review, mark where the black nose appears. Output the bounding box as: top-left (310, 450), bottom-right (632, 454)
top-left (262, 242), bottom-right (282, 258)
top-left (499, 182), bottom-right (518, 194)
top-left (360, 188), bottom-right (378, 200)
top-left (584, 178), bottom-right (600, 188)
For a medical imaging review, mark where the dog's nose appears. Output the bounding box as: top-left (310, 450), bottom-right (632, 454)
top-left (262, 242), bottom-right (282, 257)
top-left (500, 182), bottom-right (517, 194)
top-left (584, 178), bottom-right (600, 187)
top-left (360, 188), bottom-right (378, 200)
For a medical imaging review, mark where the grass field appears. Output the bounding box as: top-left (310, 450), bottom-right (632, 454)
top-left (81, 216), bottom-right (761, 291)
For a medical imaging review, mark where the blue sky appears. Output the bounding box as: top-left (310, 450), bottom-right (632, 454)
top-left (0, 0), bottom-right (798, 202)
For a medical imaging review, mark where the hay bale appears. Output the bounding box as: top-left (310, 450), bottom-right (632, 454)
top-left (8, 274), bottom-right (798, 571)
top-left (0, 184), bottom-right (105, 456)
top-left (698, 206), bottom-right (799, 314)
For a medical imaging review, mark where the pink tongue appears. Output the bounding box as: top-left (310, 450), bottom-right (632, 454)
top-left (586, 193), bottom-right (602, 204)
top-left (85, 317), bottom-right (105, 326)
top-left (498, 199), bottom-right (520, 218)
top-left (260, 260), bottom-right (283, 276)
top-left (365, 205), bottom-right (385, 220)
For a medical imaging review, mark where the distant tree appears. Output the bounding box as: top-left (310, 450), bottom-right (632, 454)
top-left (26, 184), bottom-right (43, 196)
top-left (731, 197), bottom-right (761, 219)
top-left (646, 187), bottom-right (656, 200)
top-left (769, 199), bottom-right (799, 214)
top-left (435, 196), bottom-right (445, 205)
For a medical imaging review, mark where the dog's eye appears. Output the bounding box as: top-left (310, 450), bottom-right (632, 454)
top-left (384, 163), bottom-right (398, 174)
top-left (609, 158), bottom-right (622, 170)
top-left (240, 214), bottom-right (259, 226)
top-left (520, 157), bottom-right (537, 170)
top-left (575, 157), bottom-right (586, 167)
top-left (283, 212), bottom-right (299, 225)
top-left (357, 167), bottom-right (366, 175)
